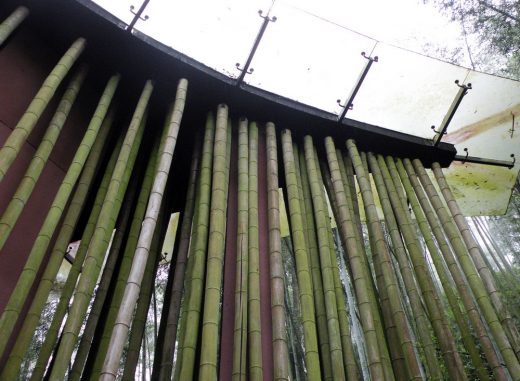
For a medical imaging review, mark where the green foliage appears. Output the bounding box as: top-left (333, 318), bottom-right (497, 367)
top-left (429, 0), bottom-right (520, 79)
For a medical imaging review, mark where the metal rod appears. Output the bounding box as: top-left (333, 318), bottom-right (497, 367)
top-left (432, 80), bottom-right (472, 146)
top-left (337, 52), bottom-right (378, 122)
top-left (235, 10), bottom-right (276, 87)
top-left (453, 153), bottom-right (515, 168)
top-left (128, 0), bottom-right (150, 31)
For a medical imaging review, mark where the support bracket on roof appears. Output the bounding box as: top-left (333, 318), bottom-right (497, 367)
top-left (128, 0), bottom-right (150, 31)
top-left (337, 51), bottom-right (378, 123)
top-left (453, 149), bottom-right (515, 168)
top-left (432, 79), bottom-right (472, 146)
top-left (235, 10), bottom-right (277, 87)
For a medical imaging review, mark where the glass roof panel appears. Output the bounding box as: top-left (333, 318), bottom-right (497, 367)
top-left (347, 43), bottom-right (470, 138)
top-left (133, 0), bottom-right (273, 77)
top-left (244, 1), bottom-right (377, 114)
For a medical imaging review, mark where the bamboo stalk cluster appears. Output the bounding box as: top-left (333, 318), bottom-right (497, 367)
top-left (1, 8), bottom-right (519, 380)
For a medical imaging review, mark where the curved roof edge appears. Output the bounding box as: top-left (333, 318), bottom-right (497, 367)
top-left (2, 0), bottom-right (456, 167)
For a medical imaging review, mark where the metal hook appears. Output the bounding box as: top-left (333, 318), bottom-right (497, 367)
top-left (236, 63), bottom-right (254, 74)
top-left (258, 9), bottom-right (277, 22)
top-left (430, 125), bottom-right (447, 135)
top-left (130, 5), bottom-right (149, 21)
top-left (462, 148), bottom-right (469, 163)
top-left (337, 99), bottom-right (353, 110)
top-left (511, 154), bottom-right (516, 167)
top-left (361, 51), bottom-right (379, 62)
top-left (455, 79), bottom-right (472, 90)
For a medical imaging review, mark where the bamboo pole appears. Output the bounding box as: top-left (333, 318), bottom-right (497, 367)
top-left (431, 162), bottom-right (520, 355)
top-left (88, 135), bottom-right (161, 380)
top-left (370, 154), bottom-right (467, 381)
top-left (368, 153), bottom-right (441, 380)
top-left (247, 121), bottom-right (264, 381)
top-left (198, 105), bottom-right (232, 381)
top-left (319, 159), bottom-right (360, 381)
top-left (303, 136), bottom-right (346, 381)
top-left (0, 38), bottom-right (85, 181)
top-left (347, 142), bottom-right (422, 381)
top-left (28, 136), bottom-right (122, 381)
top-left (265, 122), bottom-right (291, 381)
top-left (232, 118), bottom-right (249, 381)
top-left (0, 6), bottom-right (29, 46)
top-left (156, 136), bottom-right (201, 381)
top-left (175, 112), bottom-right (215, 380)
top-left (47, 80), bottom-right (151, 381)
top-left (0, 65), bottom-right (88, 251)
top-left (122, 208), bottom-right (167, 381)
top-left (324, 138), bottom-right (384, 381)
top-left (413, 159), bottom-right (520, 379)
top-left (298, 145), bottom-right (332, 380)
top-left (392, 157), bottom-right (492, 381)
top-left (68, 162), bottom-right (143, 381)
top-left (334, 146), bottom-right (393, 380)
top-left (280, 129), bottom-right (321, 380)
top-left (100, 79), bottom-right (187, 381)
top-left (0, 108), bottom-right (113, 379)
top-left (0, 74), bottom-right (119, 360)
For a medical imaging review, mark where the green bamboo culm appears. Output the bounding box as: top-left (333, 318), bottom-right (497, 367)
top-left (297, 144), bottom-right (333, 380)
top-left (156, 136), bottom-right (201, 381)
top-left (47, 80), bottom-right (152, 381)
top-left (412, 159), bottom-right (520, 379)
top-left (318, 159), bottom-right (360, 381)
top-left (280, 129), bottom-right (321, 381)
top-left (122, 208), bottom-right (167, 381)
top-left (0, 65), bottom-right (88, 252)
top-left (100, 78), bottom-right (188, 381)
top-left (431, 162), bottom-right (520, 357)
top-left (69, 167), bottom-right (143, 381)
top-left (368, 153), bottom-right (442, 381)
top-left (232, 118), bottom-right (249, 381)
top-left (0, 37), bottom-right (85, 181)
top-left (394, 157), bottom-right (498, 381)
top-left (176, 112), bottom-right (215, 380)
top-left (29, 136), bottom-right (122, 381)
top-left (0, 74), bottom-right (119, 361)
top-left (0, 109), bottom-right (113, 380)
top-left (0, 6), bottom-right (29, 45)
top-left (303, 136), bottom-right (346, 381)
top-left (265, 122), bottom-right (291, 381)
top-left (247, 121), bottom-right (264, 381)
top-left (324, 137), bottom-right (385, 381)
top-left (198, 105), bottom-right (232, 381)
top-left (88, 137), bottom-right (161, 380)
top-left (348, 143), bottom-right (422, 381)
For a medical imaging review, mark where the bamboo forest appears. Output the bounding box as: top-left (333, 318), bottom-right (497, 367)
top-left (0, 1), bottom-right (519, 381)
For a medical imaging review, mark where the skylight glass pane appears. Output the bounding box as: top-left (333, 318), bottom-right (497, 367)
top-left (442, 71), bottom-right (520, 216)
top-left (245, 1), bottom-right (377, 114)
top-left (347, 43), bottom-right (470, 138)
top-left (133, 0), bottom-right (273, 77)
top-left (91, 0), bottom-right (135, 25)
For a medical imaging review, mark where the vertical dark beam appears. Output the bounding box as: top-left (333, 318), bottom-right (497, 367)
top-left (219, 127), bottom-right (238, 380)
top-left (258, 127), bottom-right (274, 380)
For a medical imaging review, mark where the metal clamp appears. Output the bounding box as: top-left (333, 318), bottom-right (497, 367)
top-left (432, 79), bottom-right (472, 146)
top-left (337, 51), bottom-right (378, 122)
top-left (235, 9), bottom-right (277, 86)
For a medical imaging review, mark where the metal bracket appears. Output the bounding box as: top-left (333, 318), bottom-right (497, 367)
top-left (235, 10), bottom-right (277, 87)
top-left (432, 79), bottom-right (472, 146)
top-left (128, 1), bottom-right (150, 31)
top-left (453, 149), bottom-right (516, 169)
top-left (337, 51), bottom-right (378, 122)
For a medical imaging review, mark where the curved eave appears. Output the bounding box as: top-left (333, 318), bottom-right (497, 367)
top-left (2, 0), bottom-right (456, 167)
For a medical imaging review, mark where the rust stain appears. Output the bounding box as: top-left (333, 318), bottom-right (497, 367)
top-left (445, 103), bottom-right (520, 144)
